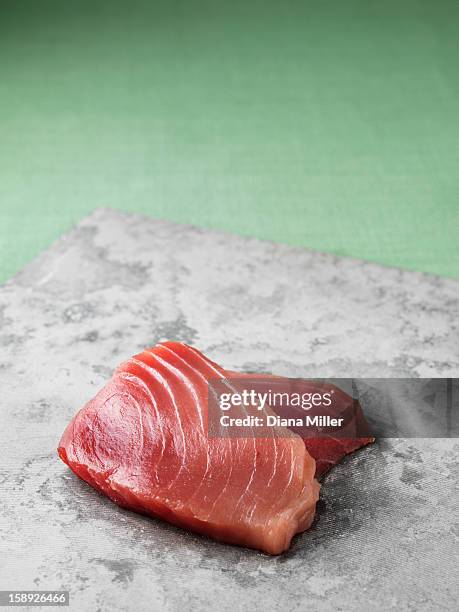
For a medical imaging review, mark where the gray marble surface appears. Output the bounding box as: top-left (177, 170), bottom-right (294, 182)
top-left (0, 208), bottom-right (457, 611)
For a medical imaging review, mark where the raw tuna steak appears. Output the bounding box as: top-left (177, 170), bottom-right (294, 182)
top-left (58, 342), bottom-right (320, 555)
top-left (303, 437), bottom-right (374, 477)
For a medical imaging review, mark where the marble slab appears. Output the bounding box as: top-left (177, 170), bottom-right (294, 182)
top-left (0, 209), bottom-right (457, 611)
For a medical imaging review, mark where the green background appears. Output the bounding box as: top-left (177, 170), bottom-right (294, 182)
top-left (1, 0), bottom-right (458, 282)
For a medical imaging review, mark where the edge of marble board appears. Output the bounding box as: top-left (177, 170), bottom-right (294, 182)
top-left (1, 207), bottom-right (458, 291)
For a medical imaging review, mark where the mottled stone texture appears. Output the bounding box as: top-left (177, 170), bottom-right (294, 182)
top-left (0, 209), bottom-right (457, 611)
